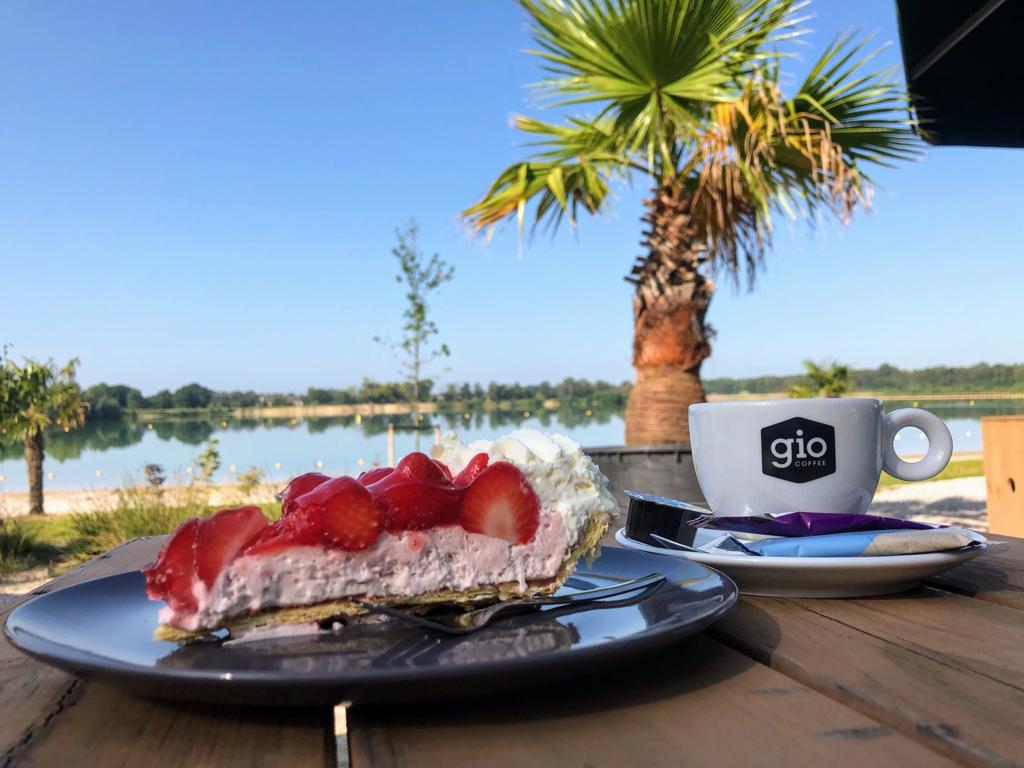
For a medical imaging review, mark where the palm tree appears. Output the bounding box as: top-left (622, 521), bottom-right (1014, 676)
top-left (790, 359), bottom-right (852, 398)
top-left (463, 0), bottom-right (921, 445)
top-left (0, 356), bottom-right (87, 514)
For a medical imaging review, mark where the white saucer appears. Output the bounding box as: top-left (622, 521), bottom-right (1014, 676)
top-left (614, 527), bottom-right (988, 598)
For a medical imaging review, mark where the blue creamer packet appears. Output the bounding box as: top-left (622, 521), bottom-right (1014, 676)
top-left (745, 528), bottom-right (980, 557)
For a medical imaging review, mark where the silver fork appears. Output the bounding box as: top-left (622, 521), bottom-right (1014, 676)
top-left (350, 572), bottom-right (667, 635)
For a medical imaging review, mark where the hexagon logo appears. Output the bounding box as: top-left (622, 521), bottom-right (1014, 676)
top-left (760, 417), bottom-right (836, 483)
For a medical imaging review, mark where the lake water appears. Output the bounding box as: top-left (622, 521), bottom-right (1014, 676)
top-left (0, 408), bottom-right (624, 492)
top-left (0, 399), bottom-right (1020, 492)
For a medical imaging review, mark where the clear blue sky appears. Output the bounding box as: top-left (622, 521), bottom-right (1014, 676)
top-left (1, 1), bottom-right (1021, 394)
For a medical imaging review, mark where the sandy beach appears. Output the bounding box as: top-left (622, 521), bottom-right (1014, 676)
top-left (0, 482), bottom-right (280, 519)
top-left (870, 475), bottom-right (988, 531)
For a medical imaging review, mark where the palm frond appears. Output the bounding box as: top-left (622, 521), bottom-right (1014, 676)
top-left (762, 32), bottom-right (922, 226)
top-left (0, 358), bottom-right (86, 441)
top-left (788, 31), bottom-right (922, 168)
top-left (676, 29), bottom-right (924, 288)
top-left (463, 0), bottom-right (923, 279)
top-left (462, 116), bottom-right (637, 235)
top-left (519, 0), bottom-right (803, 169)
top-left (678, 77), bottom-right (784, 286)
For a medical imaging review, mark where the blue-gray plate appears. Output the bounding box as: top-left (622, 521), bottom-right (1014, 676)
top-left (4, 547), bottom-right (737, 705)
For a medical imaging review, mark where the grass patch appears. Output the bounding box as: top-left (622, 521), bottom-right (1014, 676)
top-left (0, 519), bottom-right (59, 576)
top-left (9, 491), bottom-right (283, 577)
top-left (878, 457), bottom-right (984, 488)
top-left (70, 502), bottom-right (211, 560)
top-left (17, 514), bottom-right (85, 549)
top-left (65, 487), bottom-right (282, 560)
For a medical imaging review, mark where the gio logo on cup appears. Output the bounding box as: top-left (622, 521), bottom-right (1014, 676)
top-left (760, 417), bottom-right (836, 483)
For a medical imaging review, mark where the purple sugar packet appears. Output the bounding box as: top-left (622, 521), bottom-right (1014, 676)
top-left (707, 512), bottom-right (940, 538)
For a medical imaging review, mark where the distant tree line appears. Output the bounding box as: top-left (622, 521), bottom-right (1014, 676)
top-left (436, 378), bottom-right (629, 404)
top-left (81, 377), bottom-right (632, 422)
top-left (705, 363), bottom-right (1024, 396)
top-left (79, 363), bottom-right (1024, 423)
top-left (81, 382), bottom-right (301, 420)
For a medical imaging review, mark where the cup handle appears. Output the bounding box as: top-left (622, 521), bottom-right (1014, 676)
top-left (882, 408), bottom-right (953, 481)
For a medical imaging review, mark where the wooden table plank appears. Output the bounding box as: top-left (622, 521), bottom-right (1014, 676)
top-left (925, 534), bottom-right (1024, 610)
top-left (8, 537), bottom-right (1021, 767)
top-left (710, 591), bottom-right (1024, 767)
top-left (0, 538), bottom-right (161, 764)
top-left (13, 683), bottom-right (333, 768)
top-left (348, 635), bottom-right (956, 768)
top-left (0, 537), bottom-right (334, 768)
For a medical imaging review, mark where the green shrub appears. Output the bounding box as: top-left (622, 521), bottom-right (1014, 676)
top-left (237, 466), bottom-right (265, 496)
top-left (0, 519), bottom-right (48, 575)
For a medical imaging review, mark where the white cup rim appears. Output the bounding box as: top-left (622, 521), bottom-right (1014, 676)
top-left (689, 397), bottom-right (882, 411)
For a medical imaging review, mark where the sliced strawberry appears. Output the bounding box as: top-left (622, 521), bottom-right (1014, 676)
top-left (357, 466), bottom-right (393, 486)
top-left (143, 517), bottom-right (200, 612)
top-left (375, 482), bottom-right (462, 531)
top-left (458, 461), bottom-right (540, 544)
top-left (371, 452), bottom-right (451, 489)
top-left (290, 476), bottom-right (381, 550)
top-left (242, 519), bottom-right (296, 556)
top-left (280, 472), bottom-right (330, 517)
top-left (453, 453), bottom-right (489, 488)
top-left (194, 506), bottom-right (268, 588)
top-left (364, 453), bottom-right (461, 530)
top-left (431, 459), bottom-right (454, 483)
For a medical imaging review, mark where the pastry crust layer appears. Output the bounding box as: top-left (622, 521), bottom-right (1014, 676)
top-left (155, 512), bottom-right (610, 643)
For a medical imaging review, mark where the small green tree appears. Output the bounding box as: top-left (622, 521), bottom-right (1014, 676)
top-left (195, 438), bottom-right (222, 483)
top-left (376, 220), bottom-right (454, 446)
top-left (0, 353), bottom-right (87, 514)
top-left (790, 360), bottom-right (852, 399)
top-left (237, 466), bottom-right (264, 497)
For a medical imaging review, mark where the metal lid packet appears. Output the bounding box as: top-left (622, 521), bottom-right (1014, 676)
top-left (623, 491), bottom-right (711, 547)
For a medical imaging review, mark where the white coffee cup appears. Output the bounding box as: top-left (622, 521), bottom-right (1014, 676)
top-left (688, 398), bottom-right (953, 517)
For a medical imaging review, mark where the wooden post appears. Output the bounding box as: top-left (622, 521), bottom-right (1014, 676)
top-left (982, 416), bottom-right (1024, 536)
top-left (387, 423), bottom-right (395, 467)
top-left (434, 425), bottom-right (442, 445)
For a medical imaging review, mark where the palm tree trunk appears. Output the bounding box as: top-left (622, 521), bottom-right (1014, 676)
top-left (25, 430), bottom-right (45, 515)
top-left (625, 185), bottom-right (714, 446)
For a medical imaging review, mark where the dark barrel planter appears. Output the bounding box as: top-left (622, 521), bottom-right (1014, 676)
top-left (583, 444), bottom-right (706, 523)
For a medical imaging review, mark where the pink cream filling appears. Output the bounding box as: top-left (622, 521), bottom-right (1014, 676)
top-left (159, 509), bottom-right (571, 631)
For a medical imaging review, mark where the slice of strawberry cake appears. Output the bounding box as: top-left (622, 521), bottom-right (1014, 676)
top-left (144, 430), bottom-right (617, 641)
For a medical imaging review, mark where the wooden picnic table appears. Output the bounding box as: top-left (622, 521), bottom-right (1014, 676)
top-left (1, 535), bottom-right (1021, 768)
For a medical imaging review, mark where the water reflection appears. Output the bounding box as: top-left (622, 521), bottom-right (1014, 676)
top-left (1, 398), bottom-right (1019, 491)
top-left (0, 403), bottom-right (627, 491)
top-left (884, 397), bottom-right (1024, 421)
top-left (0, 406), bottom-right (622, 461)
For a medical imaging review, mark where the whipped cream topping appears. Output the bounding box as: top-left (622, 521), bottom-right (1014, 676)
top-left (160, 429), bottom-right (618, 631)
top-left (431, 428), bottom-right (618, 546)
